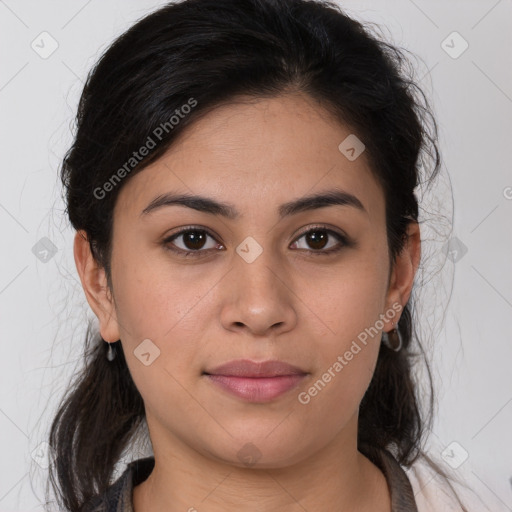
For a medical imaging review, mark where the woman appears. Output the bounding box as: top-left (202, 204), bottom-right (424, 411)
top-left (48, 0), bottom-right (470, 510)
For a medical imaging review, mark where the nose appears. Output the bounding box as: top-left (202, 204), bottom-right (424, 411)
top-left (220, 249), bottom-right (298, 337)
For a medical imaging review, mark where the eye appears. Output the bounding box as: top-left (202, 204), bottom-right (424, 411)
top-left (163, 224), bottom-right (351, 258)
top-left (290, 226), bottom-right (349, 255)
top-left (163, 227), bottom-right (223, 256)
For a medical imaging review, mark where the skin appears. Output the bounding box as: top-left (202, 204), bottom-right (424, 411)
top-left (74, 92), bottom-right (421, 512)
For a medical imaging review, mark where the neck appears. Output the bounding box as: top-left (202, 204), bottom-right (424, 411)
top-left (133, 414), bottom-right (391, 512)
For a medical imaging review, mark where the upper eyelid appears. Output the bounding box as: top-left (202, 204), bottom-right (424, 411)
top-left (166, 225), bottom-right (219, 242)
top-left (294, 224), bottom-right (345, 239)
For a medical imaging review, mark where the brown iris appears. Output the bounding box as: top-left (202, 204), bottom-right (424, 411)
top-left (182, 230), bottom-right (207, 250)
top-left (304, 230), bottom-right (328, 250)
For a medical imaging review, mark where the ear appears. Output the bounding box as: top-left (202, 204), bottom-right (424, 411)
top-left (73, 230), bottom-right (120, 342)
top-left (383, 221), bottom-right (421, 331)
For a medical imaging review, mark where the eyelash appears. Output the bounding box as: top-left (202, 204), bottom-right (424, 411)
top-left (162, 224), bottom-right (351, 258)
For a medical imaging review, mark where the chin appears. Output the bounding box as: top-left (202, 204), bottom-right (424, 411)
top-left (197, 431), bottom-right (316, 470)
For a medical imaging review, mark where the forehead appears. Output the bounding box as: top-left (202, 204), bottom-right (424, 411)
top-left (114, 93), bottom-right (384, 221)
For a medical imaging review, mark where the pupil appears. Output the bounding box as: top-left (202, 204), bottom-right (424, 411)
top-left (307, 230), bottom-right (327, 250)
top-left (184, 231), bottom-right (205, 250)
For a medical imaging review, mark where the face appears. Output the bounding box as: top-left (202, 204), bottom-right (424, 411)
top-left (78, 92), bottom-right (414, 468)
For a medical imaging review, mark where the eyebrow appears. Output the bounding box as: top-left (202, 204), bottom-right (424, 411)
top-left (140, 188), bottom-right (366, 219)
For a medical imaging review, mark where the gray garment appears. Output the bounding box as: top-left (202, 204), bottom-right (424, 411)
top-left (82, 448), bottom-right (418, 512)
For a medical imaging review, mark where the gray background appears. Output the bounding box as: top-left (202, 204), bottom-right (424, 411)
top-left (0, 0), bottom-right (511, 510)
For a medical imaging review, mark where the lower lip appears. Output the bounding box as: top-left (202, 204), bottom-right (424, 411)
top-left (205, 374), bottom-right (307, 402)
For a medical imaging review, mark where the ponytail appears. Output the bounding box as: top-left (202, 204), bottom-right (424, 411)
top-left (48, 322), bottom-right (144, 511)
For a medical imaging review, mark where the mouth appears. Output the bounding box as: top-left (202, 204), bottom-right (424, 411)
top-left (203, 359), bottom-right (309, 402)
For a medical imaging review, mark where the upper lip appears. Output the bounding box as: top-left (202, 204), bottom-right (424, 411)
top-left (204, 359), bottom-right (307, 377)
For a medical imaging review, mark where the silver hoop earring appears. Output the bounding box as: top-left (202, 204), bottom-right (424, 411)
top-left (382, 322), bottom-right (403, 352)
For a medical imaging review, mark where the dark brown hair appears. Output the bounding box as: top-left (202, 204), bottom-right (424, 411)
top-left (48, 0), bottom-right (469, 510)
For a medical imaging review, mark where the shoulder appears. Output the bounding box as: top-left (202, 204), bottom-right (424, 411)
top-left (405, 457), bottom-right (475, 512)
top-left (362, 445), bottom-right (420, 511)
top-left (81, 457), bottom-right (155, 512)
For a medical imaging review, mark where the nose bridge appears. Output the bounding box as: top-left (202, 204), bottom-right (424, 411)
top-left (233, 242), bottom-right (285, 306)
top-left (233, 232), bottom-right (278, 282)
top-left (220, 239), bottom-right (297, 335)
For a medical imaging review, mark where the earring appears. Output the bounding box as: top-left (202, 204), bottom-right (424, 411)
top-left (382, 322), bottom-right (403, 352)
top-left (106, 341), bottom-right (116, 361)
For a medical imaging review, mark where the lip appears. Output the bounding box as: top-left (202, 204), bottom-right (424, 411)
top-left (204, 359), bottom-right (307, 377)
top-left (203, 359), bottom-right (308, 403)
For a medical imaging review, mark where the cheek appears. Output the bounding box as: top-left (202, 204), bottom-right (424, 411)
top-left (110, 249), bottom-right (218, 395)
top-left (298, 283), bottom-right (386, 434)
top-left (111, 245), bottom-right (211, 342)
top-left (114, 266), bottom-right (202, 423)
top-left (311, 249), bottom-right (390, 338)
top-left (297, 347), bottom-right (377, 445)
top-left (297, 244), bottom-right (389, 410)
